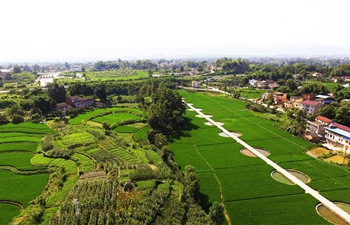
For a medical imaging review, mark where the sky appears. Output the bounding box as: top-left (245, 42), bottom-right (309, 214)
top-left (1, 0), bottom-right (350, 62)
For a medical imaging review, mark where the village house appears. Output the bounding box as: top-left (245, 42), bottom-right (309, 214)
top-left (95, 102), bottom-right (106, 108)
top-left (56, 102), bottom-right (71, 116)
top-left (192, 81), bottom-right (199, 88)
top-left (67, 95), bottom-right (95, 108)
top-left (302, 93), bottom-right (316, 101)
top-left (284, 96), bottom-right (304, 109)
top-left (306, 116), bottom-right (333, 139)
top-left (300, 100), bottom-right (323, 115)
top-left (273, 92), bottom-right (287, 105)
top-left (325, 122), bottom-right (350, 153)
top-left (315, 95), bottom-right (334, 105)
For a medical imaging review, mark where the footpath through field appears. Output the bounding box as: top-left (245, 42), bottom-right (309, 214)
top-left (185, 101), bottom-right (350, 224)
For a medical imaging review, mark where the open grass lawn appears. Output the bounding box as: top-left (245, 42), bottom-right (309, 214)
top-left (0, 170), bottom-right (49, 207)
top-left (93, 112), bottom-right (142, 125)
top-left (0, 203), bottom-right (20, 225)
top-left (169, 90), bottom-right (350, 224)
top-left (0, 152), bottom-right (45, 170)
top-left (69, 107), bottom-right (143, 125)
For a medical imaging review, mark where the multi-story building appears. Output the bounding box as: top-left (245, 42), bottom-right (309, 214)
top-left (325, 123), bottom-right (350, 153)
top-left (306, 116), bottom-right (332, 138)
top-left (300, 100), bottom-right (323, 115)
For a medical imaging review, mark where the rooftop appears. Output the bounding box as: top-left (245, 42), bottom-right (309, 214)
top-left (302, 100), bottom-right (322, 106)
top-left (316, 116), bottom-right (332, 123)
top-left (326, 127), bottom-right (350, 139)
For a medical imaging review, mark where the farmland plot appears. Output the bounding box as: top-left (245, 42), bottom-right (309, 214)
top-left (170, 90), bottom-right (350, 224)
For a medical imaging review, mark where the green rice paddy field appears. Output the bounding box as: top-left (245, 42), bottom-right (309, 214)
top-left (69, 107), bottom-right (143, 125)
top-left (0, 122), bottom-right (54, 224)
top-left (170, 90), bottom-right (350, 224)
top-left (92, 112), bottom-right (142, 124)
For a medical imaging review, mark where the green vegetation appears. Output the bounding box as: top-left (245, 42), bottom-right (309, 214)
top-left (93, 112), bottom-right (142, 124)
top-left (169, 90), bottom-right (350, 224)
top-left (0, 204), bottom-right (20, 225)
top-left (69, 107), bottom-right (143, 125)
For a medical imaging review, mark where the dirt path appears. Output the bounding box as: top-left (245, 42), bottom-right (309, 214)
top-left (0, 200), bottom-right (23, 210)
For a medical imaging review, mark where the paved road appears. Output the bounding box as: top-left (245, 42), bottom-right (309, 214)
top-left (185, 101), bottom-right (350, 224)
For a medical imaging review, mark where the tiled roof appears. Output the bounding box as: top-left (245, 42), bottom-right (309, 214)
top-left (302, 100), bottom-right (321, 106)
top-left (333, 122), bottom-right (350, 133)
top-left (316, 116), bottom-right (332, 123)
top-left (56, 102), bottom-right (68, 108)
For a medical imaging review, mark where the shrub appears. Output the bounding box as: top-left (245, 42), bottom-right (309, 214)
top-left (129, 163), bottom-right (157, 181)
top-left (42, 134), bottom-right (54, 151)
top-left (12, 114), bottom-right (24, 124)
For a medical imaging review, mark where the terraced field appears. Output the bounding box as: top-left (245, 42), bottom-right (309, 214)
top-left (69, 107), bottom-right (143, 125)
top-left (170, 90), bottom-right (350, 224)
top-left (0, 123), bottom-right (54, 224)
top-left (93, 112), bottom-right (142, 124)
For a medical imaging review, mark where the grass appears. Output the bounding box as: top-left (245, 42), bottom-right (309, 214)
top-left (169, 90), bottom-right (350, 224)
top-left (0, 170), bottom-right (49, 207)
top-left (0, 142), bottom-right (38, 152)
top-left (0, 152), bottom-right (46, 170)
top-left (93, 112), bottom-right (142, 125)
top-left (132, 126), bottom-right (150, 141)
top-left (69, 107), bottom-right (143, 125)
top-left (61, 131), bottom-right (95, 145)
top-left (85, 70), bottom-right (149, 81)
top-left (114, 125), bottom-right (139, 133)
top-left (0, 203), bottom-right (20, 225)
top-left (239, 88), bottom-right (267, 99)
top-left (0, 136), bottom-right (41, 143)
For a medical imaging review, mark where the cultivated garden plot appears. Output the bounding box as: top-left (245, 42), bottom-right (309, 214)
top-left (171, 90), bottom-right (350, 224)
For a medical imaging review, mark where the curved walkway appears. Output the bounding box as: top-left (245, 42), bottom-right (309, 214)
top-left (185, 101), bottom-right (350, 224)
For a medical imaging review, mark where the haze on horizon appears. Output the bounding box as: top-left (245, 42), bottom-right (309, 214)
top-left (1, 0), bottom-right (350, 62)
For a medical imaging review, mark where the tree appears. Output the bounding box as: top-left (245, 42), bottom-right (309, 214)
top-left (47, 83), bottom-right (67, 103)
top-left (13, 65), bottom-right (21, 73)
top-left (209, 202), bottom-right (225, 225)
top-left (334, 101), bottom-right (350, 126)
top-left (95, 84), bottom-right (107, 101)
top-left (154, 133), bottom-right (168, 149)
top-left (12, 114), bottom-right (24, 124)
top-left (147, 85), bottom-right (185, 132)
top-left (0, 114), bottom-right (9, 124)
top-left (183, 165), bottom-right (200, 202)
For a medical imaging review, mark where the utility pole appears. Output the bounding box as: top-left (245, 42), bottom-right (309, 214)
top-left (73, 198), bottom-right (79, 216)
